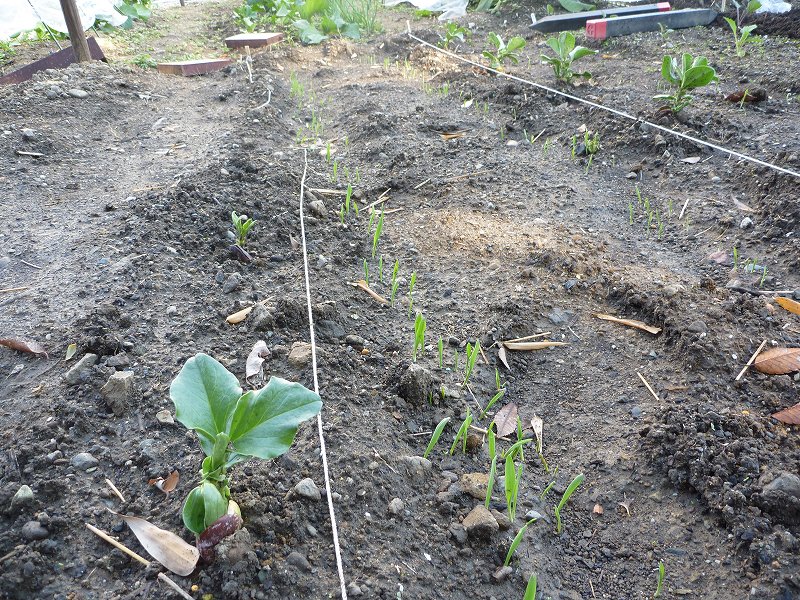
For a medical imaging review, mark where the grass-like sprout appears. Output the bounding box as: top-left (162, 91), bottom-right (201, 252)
top-left (412, 313), bottom-right (426, 361)
top-left (523, 573), bottom-right (538, 600)
top-left (485, 455), bottom-right (498, 509)
top-left (540, 478), bottom-right (556, 501)
top-left (504, 517), bottom-right (538, 566)
top-left (368, 207), bottom-right (376, 232)
top-left (372, 209), bottom-right (384, 258)
top-left (479, 389), bottom-right (505, 420)
top-left (423, 417), bottom-right (450, 459)
top-left (449, 408), bottom-right (473, 455)
top-left (463, 340), bottom-right (481, 386)
top-left (231, 211), bottom-right (255, 248)
top-left (504, 452), bottom-right (523, 522)
top-left (654, 560), bottom-right (665, 597)
top-left (339, 205), bottom-right (345, 224)
top-left (345, 184), bottom-right (352, 214)
top-left (554, 473), bottom-right (585, 534)
top-left (325, 142), bottom-right (331, 163)
top-left (438, 337), bottom-right (444, 369)
top-left (495, 368), bottom-right (505, 392)
top-left (390, 260), bottom-right (400, 306)
top-left (408, 271), bottom-right (417, 316)
top-left (363, 258), bottom-right (369, 286)
top-left (453, 349), bottom-right (459, 372)
top-left (330, 159), bottom-right (338, 183)
top-left (378, 256), bottom-right (384, 283)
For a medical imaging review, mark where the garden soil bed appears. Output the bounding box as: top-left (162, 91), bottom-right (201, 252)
top-left (1, 3), bottom-right (799, 599)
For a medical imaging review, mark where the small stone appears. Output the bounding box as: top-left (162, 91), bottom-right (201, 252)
top-left (106, 352), bottom-right (130, 368)
top-left (71, 452), bottom-right (99, 471)
top-left (686, 320), bottom-right (708, 334)
top-left (462, 505), bottom-right (498, 539)
top-left (155, 409), bottom-right (174, 424)
top-left (740, 216), bottom-right (754, 230)
top-left (625, 172), bottom-right (638, 179)
top-left (101, 370), bottom-right (134, 416)
top-left (308, 200), bottom-right (327, 218)
top-left (347, 583), bottom-right (363, 596)
top-left (46, 450), bottom-right (62, 463)
top-left (286, 551), bottom-right (312, 571)
top-left (166, 305), bottom-right (178, 316)
top-left (763, 472), bottom-right (800, 500)
top-left (11, 485), bottom-right (34, 510)
top-left (345, 334), bottom-right (366, 350)
top-left (388, 498), bottom-right (405, 516)
top-left (525, 509), bottom-right (544, 521)
top-left (490, 509), bottom-right (511, 531)
top-left (67, 89), bottom-right (89, 99)
top-left (460, 473), bottom-right (490, 500)
top-left (21, 521), bottom-right (49, 541)
top-left (288, 342), bottom-right (313, 368)
top-left (45, 85), bottom-right (62, 99)
top-left (398, 363), bottom-right (436, 405)
top-left (317, 255), bottom-right (328, 268)
top-left (546, 307), bottom-right (576, 326)
top-left (21, 128), bottom-right (36, 141)
top-left (711, 176), bottom-right (721, 184)
top-left (448, 522), bottom-right (468, 545)
top-left (631, 406), bottom-right (643, 419)
top-left (64, 353), bottom-right (98, 385)
top-left (399, 455), bottom-right (432, 479)
top-left (222, 274), bottom-right (241, 294)
top-left (493, 565), bottom-right (513, 582)
top-left (294, 478), bottom-right (321, 501)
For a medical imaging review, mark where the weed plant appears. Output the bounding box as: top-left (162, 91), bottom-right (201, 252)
top-left (554, 473), bottom-right (585, 533)
top-left (541, 31), bottom-right (597, 83)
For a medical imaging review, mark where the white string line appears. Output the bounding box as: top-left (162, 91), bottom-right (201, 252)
top-left (297, 148), bottom-right (349, 600)
top-left (405, 23), bottom-right (800, 180)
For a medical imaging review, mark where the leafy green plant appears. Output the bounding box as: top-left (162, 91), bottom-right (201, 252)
top-left (504, 517), bottom-right (538, 566)
top-left (449, 408), bottom-right (473, 454)
top-left (412, 313), bottom-right (427, 361)
top-left (540, 31), bottom-right (597, 83)
top-left (482, 33), bottom-right (526, 70)
top-left (372, 208), bottom-right (384, 258)
top-left (654, 560), bottom-right (665, 597)
top-left (463, 340), bottom-right (481, 386)
top-left (523, 573), bottom-right (538, 600)
top-left (231, 211), bottom-right (255, 248)
top-left (559, 0), bottom-right (595, 11)
top-left (439, 22), bottom-right (469, 50)
top-left (171, 354), bottom-right (321, 534)
top-left (723, 17), bottom-right (757, 57)
top-left (423, 417), bottom-right (450, 458)
top-left (654, 53), bottom-right (718, 113)
top-left (554, 473), bottom-right (585, 534)
top-left (131, 54), bottom-right (157, 69)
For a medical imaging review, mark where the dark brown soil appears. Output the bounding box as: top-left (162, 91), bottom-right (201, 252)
top-left (0, 4), bottom-right (798, 600)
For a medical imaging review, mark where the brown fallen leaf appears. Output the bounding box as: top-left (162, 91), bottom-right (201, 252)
top-left (503, 341), bottom-right (568, 351)
top-left (440, 131), bottom-right (466, 141)
top-left (492, 403), bottom-right (519, 438)
top-left (775, 297), bottom-right (800, 317)
top-left (753, 347), bottom-right (800, 375)
top-left (114, 512), bottom-right (199, 576)
top-left (246, 340), bottom-right (271, 379)
top-left (148, 470), bottom-right (179, 494)
top-left (594, 313), bottom-right (661, 335)
top-left (497, 344), bottom-right (510, 370)
top-left (706, 250), bottom-right (731, 265)
top-left (593, 504), bottom-right (604, 515)
top-left (0, 338), bottom-right (48, 358)
top-left (226, 305), bottom-right (254, 325)
top-left (772, 402), bottom-right (800, 425)
top-left (724, 88), bottom-right (767, 103)
top-left (349, 280), bottom-right (389, 305)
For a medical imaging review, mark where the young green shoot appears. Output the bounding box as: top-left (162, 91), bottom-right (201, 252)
top-left (554, 473), bottom-right (585, 534)
top-left (408, 271), bottom-right (417, 316)
top-left (449, 408), bottom-right (473, 455)
top-left (390, 259), bottom-right (400, 306)
top-left (541, 31), bottom-right (597, 83)
top-left (372, 208), bottom-right (385, 258)
top-left (540, 477), bottom-right (557, 501)
top-left (453, 349), bottom-right (459, 372)
top-left (439, 21), bottom-right (468, 50)
top-left (504, 518), bottom-right (538, 566)
top-left (504, 451), bottom-right (524, 522)
top-left (412, 313), bottom-right (427, 361)
top-left (654, 53), bottom-right (719, 113)
top-left (479, 389), bottom-right (506, 420)
top-left (723, 17), bottom-right (758, 57)
top-left (485, 454), bottom-right (498, 509)
top-left (654, 560), bottom-right (665, 597)
top-left (339, 204), bottom-right (345, 224)
top-left (438, 337), bottom-right (444, 369)
top-left (482, 33), bottom-right (526, 70)
top-left (463, 340), bottom-right (481, 387)
top-left (495, 367), bottom-right (505, 392)
top-left (523, 573), bottom-right (538, 600)
top-left (423, 417), bottom-right (450, 459)
top-left (363, 258), bottom-right (369, 286)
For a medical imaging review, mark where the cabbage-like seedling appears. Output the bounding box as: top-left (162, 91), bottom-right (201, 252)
top-left (171, 353), bottom-right (322, 534)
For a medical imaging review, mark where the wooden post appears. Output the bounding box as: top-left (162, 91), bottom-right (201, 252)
top-left (58, 0), bottom-right (92, 62)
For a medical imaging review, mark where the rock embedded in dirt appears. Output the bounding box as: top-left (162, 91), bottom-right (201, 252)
top-left (155, 409), bottom-right (174, 424)
top-left (388, 497), bottom-right (405, 517)
top-left (399, 455), bottom-right (431, 480)
top-left (345, 334), bottom-right (366, 350)
top-left (70, 452), bottom-right (98, 471)
top-left (222, 274), bottom-right (241, 294)
top-left (308, 200), bottom-right (327, 219)
top-left (64, 353), bottom-right (98, 385)
top-left (100, 370), bottom-right (134, 416)
top-left (448, 522), bottom-right (468, 545)
top-left (763, 472), bottom-right (800, 499)
top-left (493, 566), bottom-right (513, 583)
top-left (631, 406), bottom-right (643, 419)
top-left (398, 363), bottom-right (436, 405)
top-left (11, 485), bottom-right (34, 510)
top-left (67, 89), bottom-right (89, 99)
top-left (293, 478), bottom-right (321, 501)
top-left (460, 473), bottom-right (490, 500)
top-left (285, 551), bottom-right (312, 572)
top-left (346, 582), bottom-right (363, 596)
top-left (686, 320), bottom-right (708, 334)
top-left (106, 352), bottom-right (130, 368)
top-left (462, 505), bottom-right (499, 539)
top-left (21, 521), bottom-right (49, 541)
top-left (740, 216), bottom-right (754, 229)
top-left (288, 342), bottom-right (313, 368)
top-left (490, 509), bottom-right (511, 531)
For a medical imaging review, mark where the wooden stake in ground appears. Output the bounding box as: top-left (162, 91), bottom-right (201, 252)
top-left (58, 0), bottom-right (92, 62)
top-left (735, 339), bottom-right (767, 381)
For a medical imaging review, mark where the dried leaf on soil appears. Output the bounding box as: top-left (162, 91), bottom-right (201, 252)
top-left (594, 313), bottom-right (661, 335)
top-left (0, 338), bottom-right (48, 358)
top-left (531, 415), bottom-right (543, 451)
top-left (114, 512), bottom-right (199, 576)
top-left (503, 341), bottom-right (568, 351)
top-left (148, 470), bottom-right (179, 494)
top-left (497, 344), bottom-right (510, 370)
top-left (440, 131), bottom-right (466, 141)
top-left (593, 504), bottom-right (604, 515)
top-left (772, 402), bottom-right (800, 425)
top-left (246, 340), bottom-right (271, 379)
top-left (349, 280), bottom-right (389, 305)
top-left (65, 343), bottom-right (77, 361)
top-left (724, 88), bottom-right (767, 103)
top-left (733, 198), bottom-right (754, 212)
top-left (492, 403), bottom-right (519, 438)
top-left (706, 250), bottom-right (731, 265)
top-left (775, 297), bottom-right (800, 316)
top-left (226, 305), bottom-right (254, 325)
top-left (681, 156), bottom-right (701, 164)
top-left (752, 347), bottom-right (800, 375)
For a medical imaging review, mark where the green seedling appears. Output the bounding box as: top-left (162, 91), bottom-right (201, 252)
top-left (325, 142), bottom-right (331, 162)
top-left (759, 264), bottom-right (767, 288)
top-left (482, 33), bottom-right (526, 70)
top-left (171, 354), bottom-right (321, 534)
top-left (540, 477), bottom-right (557, 501)
top-left (654, 53), bottom-right (719, 113)
top-left (345, 184), bottom-right (353, 214)
top-left (554, 472), bottom-right (585, 534)
top-left (504, 517), bottom-right (538, 566)
top-left (654, 560), bottom-right (665, 597)
top-left (542, 137), bottom-right (552, 156)
top-left (628, 199), bottom-right (635, 225)
top-left (540, 31), bottom-right (597, 83)
top-left (723, 17), bottom-right (757, 57)
top-left (412, 313), bottom-right (427, 361)
top-left (423, 417), bottom-right (450, 458)
top-left (523, 573), bottom-right (538, 600)
top-left (363, 258), bottom-right (369, 286)
top-left (463, 340), bottom-right (481, 386)
top-left (495, 368), bottom-right (505, 391)
top-left (502, 437), bottom-right (532, 463)
top-left (390, 259), bottom-right (400, 306)
top-left (368, 208), bottom-right (376, 232)
top-left (479, 389), bottom-right (506, 420)
top-left (733, 246), bottom-right (739, 270)
top-left (408, 271), bottom-right (417, 316)
top-left (331, 159), bottom-right (338, 183)
top-left (438, 337), bottom-right (444, 368)
top-left (339, 204), bottom-right (345, 224)
top-left (505, 451), bottom-right (524, 521)
top-left (231, 211), bottom-right (256, 248)
top-left (378, 256), bottom-right (384, 283)
top-left (372, 209), bottom-right (384, 258)
top-left (485, 454), bottom-right (498, 508)
top-left (439, 22), bottom-right (468, 50)
top-left (453, 349), bottom-right (459, 372)
top-left (449, 408), bottom-right (473, 455)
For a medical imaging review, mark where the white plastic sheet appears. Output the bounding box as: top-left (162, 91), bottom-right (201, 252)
top-left (755, 0), bottom-right (792, 14)
top-left (383, 0), bottom-right (468, 21)
top-left (0, 0), bottom-right (126, 40)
